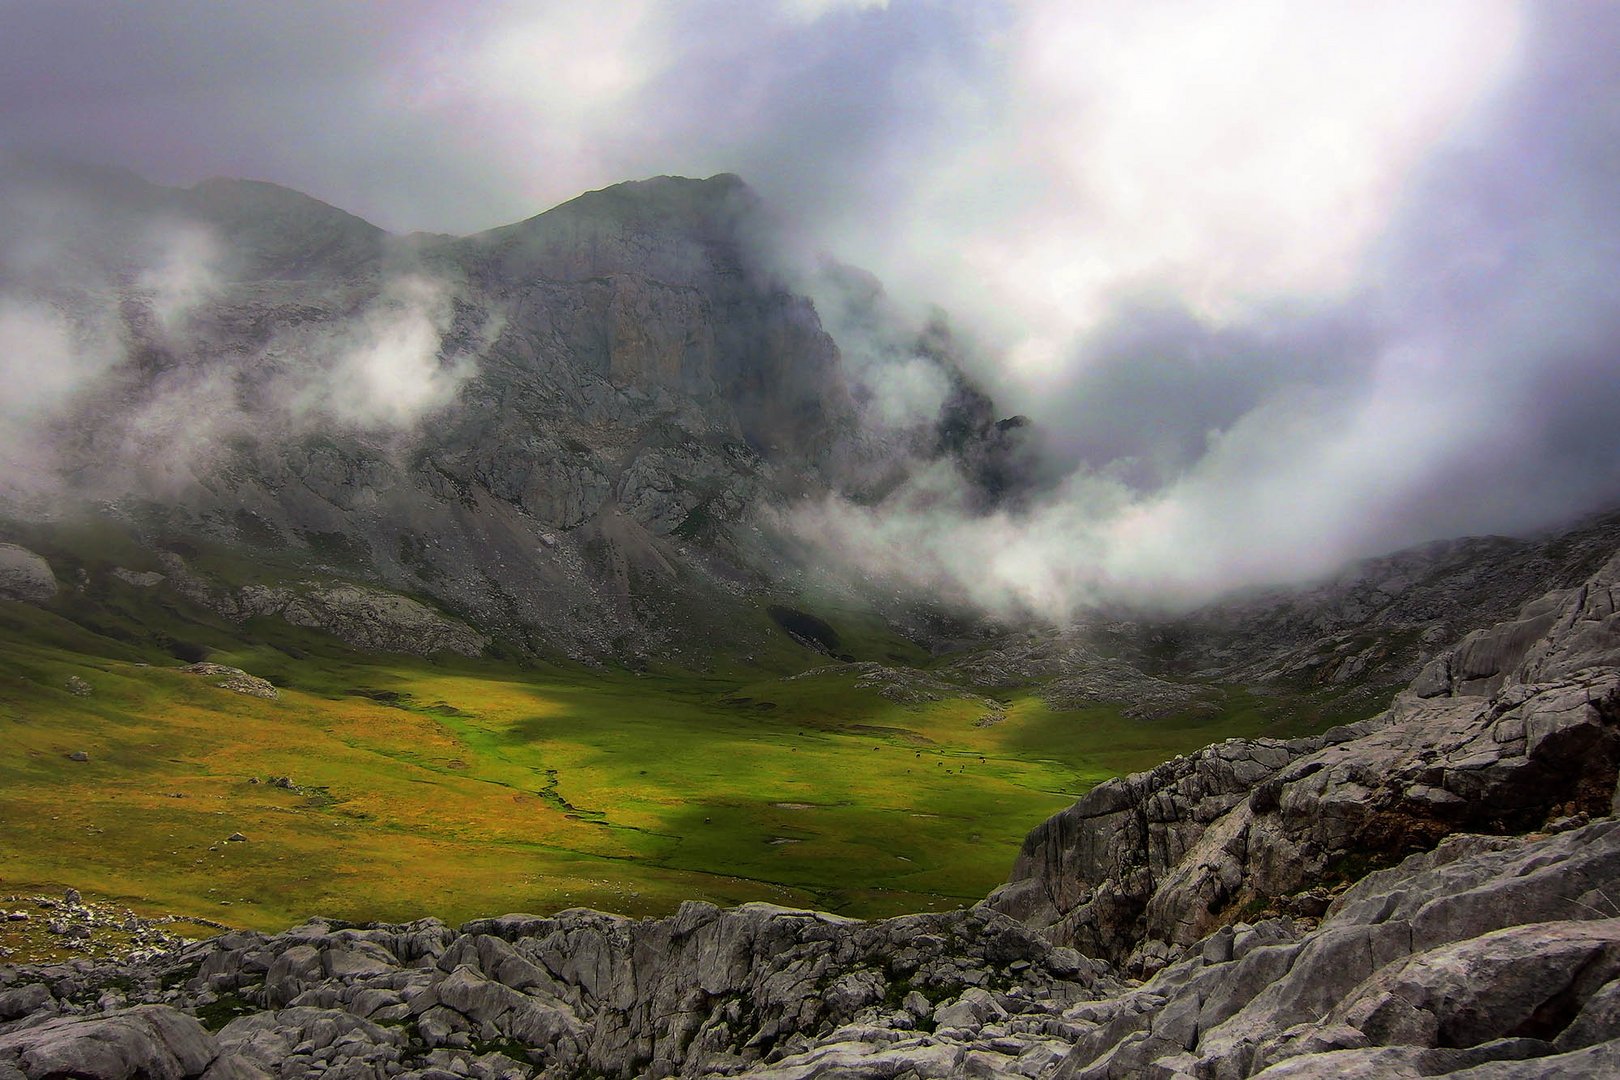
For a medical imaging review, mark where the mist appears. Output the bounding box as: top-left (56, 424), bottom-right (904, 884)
top-left (785, 1), bottom-right (1620, 617)
top-left (0, 184), bottom-right (485, 507)
top-left (2, 1), bottom-right (1618, 615)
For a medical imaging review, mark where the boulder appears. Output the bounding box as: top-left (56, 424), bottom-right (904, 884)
top-left (0, 546), bottom-right (55, 604)
top-left (0, 1005), bottom-right (215, 1080)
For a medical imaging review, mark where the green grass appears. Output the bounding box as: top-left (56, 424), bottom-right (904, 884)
top-left (0, 544), bottom-right (1383, 937)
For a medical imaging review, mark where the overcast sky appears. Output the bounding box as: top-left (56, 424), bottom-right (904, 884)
top-left (3, 0), bottom-right (1618, 610)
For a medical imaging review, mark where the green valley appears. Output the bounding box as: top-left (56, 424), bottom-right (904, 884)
top-left (0, 590), bottom-right (1354, 932)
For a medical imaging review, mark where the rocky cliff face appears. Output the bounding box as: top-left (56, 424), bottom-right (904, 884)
top-left (986, 546), bottom-right (1620, 975)
top-left (0, 162), bottom-right (1023, 662)
top-left (5, 536), bottom-right (1620, 1078)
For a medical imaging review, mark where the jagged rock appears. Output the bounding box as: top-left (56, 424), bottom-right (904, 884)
top-left (988, 551), bottom-right (1620, 973)
top-left (0, 899), bottom-right (1111, 1079)
top-left (1043, 819), bottom-right (1620, 1077)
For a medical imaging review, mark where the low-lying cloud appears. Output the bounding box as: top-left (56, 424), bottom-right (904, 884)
top-left (0, 200), bottom-right (486, 506)
top-left (279, 275), bottom-right (483, 431)
top-left (1, 1), bottom-right (1617, 616)
top-left (790, 1), bottom-right (1620, 617)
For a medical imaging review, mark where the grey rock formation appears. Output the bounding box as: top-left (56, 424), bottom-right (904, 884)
top-left (181, 664), bottom-right (279, 700)
top-left (1048, 820), bottom-right (1620, 1077)
top-left (987, 550), bottom-right (1620, 976)
top-left (159, 555), bottom-right (488, 659)
top-left (0, 903), bottom-right (1109, 1079)
top-left (0, 546), bottom-right (54, 603)
top-left (0, 1005), bottom-right (215, 1080)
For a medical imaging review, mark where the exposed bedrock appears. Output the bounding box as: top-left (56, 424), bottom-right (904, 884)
top-left (986, 550), bottom-right (1620, 975)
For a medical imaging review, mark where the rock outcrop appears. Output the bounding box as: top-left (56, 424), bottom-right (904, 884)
top-left (0, 545), bottom-right (54, 603)
top-left (986, 549), bottom-right (1620, 977)
top-left (1, 903), bottom-right (1111, 1080)
top-left (1049, 819), bottom-right (1620, 1078)
top-left (158, 554), bottom-right (489, 658)
top-left (181, 663), bottom-right (280, 700)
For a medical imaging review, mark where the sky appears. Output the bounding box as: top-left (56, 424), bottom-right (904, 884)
top-left (2, 0), bottom-right (1619, 614)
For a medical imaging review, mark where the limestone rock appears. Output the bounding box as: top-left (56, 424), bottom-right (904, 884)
top-left (0, 1005), bottom-right (215, 1080)
top-left (181, 664), bottom-right (279, 700)
top-left (0, 546), bottom-right (55, 604)
top-left (988, 550), bottom-right (1620, 974)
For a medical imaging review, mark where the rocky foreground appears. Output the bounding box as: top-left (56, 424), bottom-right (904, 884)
top-left (5, 552), bottom-right (1620, 1079)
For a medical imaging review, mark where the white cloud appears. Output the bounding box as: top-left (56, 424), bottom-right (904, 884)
top-left (0, 299), bottom-right (109, 424)
top-left (136, 221), bottom-right (223, 335)
top-left (781, 0), bottom-right (890, 22)
top-left (856, 0), bottom-right (1523, 371)
top-left (391, 3), bottom-right (673, 206)
top-left (291, 275), bottom-right (479, 430)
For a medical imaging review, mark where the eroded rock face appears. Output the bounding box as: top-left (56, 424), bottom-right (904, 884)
top-left (1049, 820), bottom-right (1620, 1078)
top-left (988, 551), bottom-right (1620, 975)
top-left (0, 903), bottom-right (1112, 1079)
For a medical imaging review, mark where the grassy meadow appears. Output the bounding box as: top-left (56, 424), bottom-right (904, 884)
top-left (0, 571), bottom-right (1364, 935)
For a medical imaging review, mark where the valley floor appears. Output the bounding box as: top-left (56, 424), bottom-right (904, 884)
top-left (0, 599), bottom-right (1359, 934)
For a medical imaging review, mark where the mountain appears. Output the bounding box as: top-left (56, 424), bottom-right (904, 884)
top-left (11, 158), bottom-right (1606, 696)
top-left (0, 161), bottom-right (1021, 664)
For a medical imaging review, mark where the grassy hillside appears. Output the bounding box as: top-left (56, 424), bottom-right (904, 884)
top-left (0, 560), bottom-right (1373, 933)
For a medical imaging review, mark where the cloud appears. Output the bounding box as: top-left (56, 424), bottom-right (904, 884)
top-left (0, 182), bottom-right (486, 503)
top-left (0, 298), bottom-right (121, 498)
top-left (781, 0), bottom-right (891, 22)
top-left (280, 275), bottom-right (483, 431)
top-left (0, 299), bottom-right (113, 423)
top-left (788, 1), bottom-right (1620, 615)
top-left (135, 221), bottom-right (223, 336)
top-left (2, 0), bottom-right (1618, 615)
